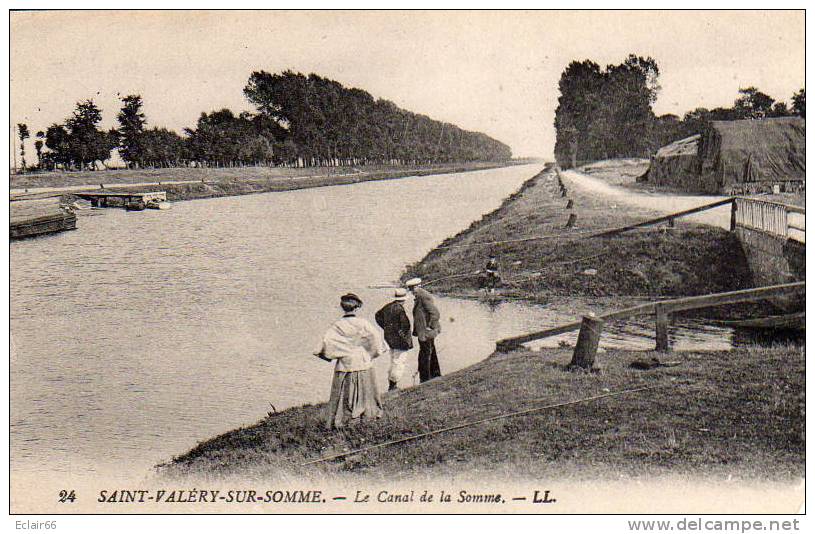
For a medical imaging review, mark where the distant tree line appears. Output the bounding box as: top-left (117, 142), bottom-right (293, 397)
top-left (554, 55), bottom-right (805, 168)
top-left (16, 71), bottom-right (511, 173)
top-left (242, 71), bottom-right (512, 166)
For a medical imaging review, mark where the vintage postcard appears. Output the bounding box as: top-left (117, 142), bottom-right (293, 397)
top-left (7, 8), bottom-right (806, 523)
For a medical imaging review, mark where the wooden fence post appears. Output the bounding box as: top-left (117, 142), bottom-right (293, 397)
top-left (655, 304), bottom-right (670, 352)
top-left (730, 200), bottom-right (737, 232)
top-left (569, 315), bottom-right (604, 370)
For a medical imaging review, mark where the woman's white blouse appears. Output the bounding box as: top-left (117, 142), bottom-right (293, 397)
top-left (318, 315), bottom-right (387, 372)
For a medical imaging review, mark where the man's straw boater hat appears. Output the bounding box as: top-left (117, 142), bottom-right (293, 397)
top-left (405, 278), bottom-right (422, 288)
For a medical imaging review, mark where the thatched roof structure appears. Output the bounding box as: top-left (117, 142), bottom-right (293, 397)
top-left (640, 134), bottom-right (702, 190)
top-left (642, 117), bottom-right (805, 193)
top-left (699, 117), bottom-right (805, 192)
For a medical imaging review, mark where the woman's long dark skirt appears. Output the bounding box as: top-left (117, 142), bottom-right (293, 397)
top-left (325, 368), bottom-right (383, 430)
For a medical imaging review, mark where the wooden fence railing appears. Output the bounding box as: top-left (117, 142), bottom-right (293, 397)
top-left (589, 197), bottom-right (736, 237)
top-left (496, 281), bottom-right (806, 354)
top-left (586, 196), bottom-right (805, 241)
top-left (734, 197), bottom-right (805, 242)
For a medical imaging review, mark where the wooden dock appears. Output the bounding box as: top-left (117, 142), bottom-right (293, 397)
top-left (10, 199), bottom-right (77, 240)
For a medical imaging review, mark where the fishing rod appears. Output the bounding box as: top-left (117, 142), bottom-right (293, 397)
top-left (301, 383), bottom-right (668, 466)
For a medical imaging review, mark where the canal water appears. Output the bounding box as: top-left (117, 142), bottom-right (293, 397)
top-left (10, 164), bottom-right (734, 482)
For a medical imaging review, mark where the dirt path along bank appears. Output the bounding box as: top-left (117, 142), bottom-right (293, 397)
top-left (560, 169), bottom-right (733, 230)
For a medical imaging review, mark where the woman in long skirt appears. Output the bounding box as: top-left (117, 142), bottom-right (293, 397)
top-left (314, 293), bottom-right (386, 429)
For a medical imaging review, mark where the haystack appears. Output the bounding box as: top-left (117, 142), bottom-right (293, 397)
top-left (698, 117), bottom-right (805, 193)
top-left (642, 117), bottom-right (805, 194)
top-left (640, 134), bottom-right (701, 190)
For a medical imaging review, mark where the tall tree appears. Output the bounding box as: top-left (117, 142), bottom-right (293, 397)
top-left (792, 88), bottom-right (805, 118)
top-left (44, 124), bottom-right (71, 170)
top-left (769, 101), bottom-right (791, 117)
top-left (599, 55), bottom-right (660, 158)
top-left (65, 100), bottom-right (112, 170)
top-left (34, 131), bottom-right (44, 169)
top-left (17, 123), bottom-right (30, 172)
top-left (554, 55), bottom-right (660, 167)
top-left (733, 87), bottom-right (776, 119)
top-left (140, 127), bottom-right (185, 167)
top-left (117, 94), bottom-right (147, 168)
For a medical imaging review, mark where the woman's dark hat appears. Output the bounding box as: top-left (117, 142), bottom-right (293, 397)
top-left (340, 293), bottom-right (363, 306)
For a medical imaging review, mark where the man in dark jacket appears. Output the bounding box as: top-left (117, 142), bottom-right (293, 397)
top-left (375, 288), bottom-right (414, 391)
top-left (405, 278), bottom-right (442, 382)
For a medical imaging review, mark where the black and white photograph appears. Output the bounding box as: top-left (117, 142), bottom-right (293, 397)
top-left (6, 8), bottom-right (807, 522)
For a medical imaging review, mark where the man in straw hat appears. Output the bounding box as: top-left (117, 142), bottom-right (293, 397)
top-left (314, 293), bottom-right (386, 429)
top-left (405, 278), bottom-right (442, 382)
top-left (375, 288), bottom-right (413, 391)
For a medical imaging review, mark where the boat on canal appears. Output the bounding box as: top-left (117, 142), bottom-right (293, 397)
top-left (10, 199), bottom-right (77, 239)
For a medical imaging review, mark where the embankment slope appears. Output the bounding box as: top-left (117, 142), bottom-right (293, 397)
top-left (164, 344), bottom-right (803, 482)
top-left (404, 164), bottom-right (752, 300)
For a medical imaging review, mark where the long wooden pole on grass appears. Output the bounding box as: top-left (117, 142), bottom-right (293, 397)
top-left (300, 383), bottom-right (665, 466)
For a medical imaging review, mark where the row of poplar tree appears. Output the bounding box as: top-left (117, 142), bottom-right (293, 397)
top-left (18, 70), bottom-right (512, 172)
top-left (554, 54), bottom-right (806, 168)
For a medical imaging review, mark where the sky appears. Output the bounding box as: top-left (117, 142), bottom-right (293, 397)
top-left (10, 10), bottom-right (805, 159)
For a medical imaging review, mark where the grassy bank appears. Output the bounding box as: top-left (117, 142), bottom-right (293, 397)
top-left (96, 162), bottom-right (521, 203)
top-left (11, 161), bottom-right (523, 199)
top-left (403, 163), bottom-right (753, 302)
top-left (163, 343), bottom-right (803, 482)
